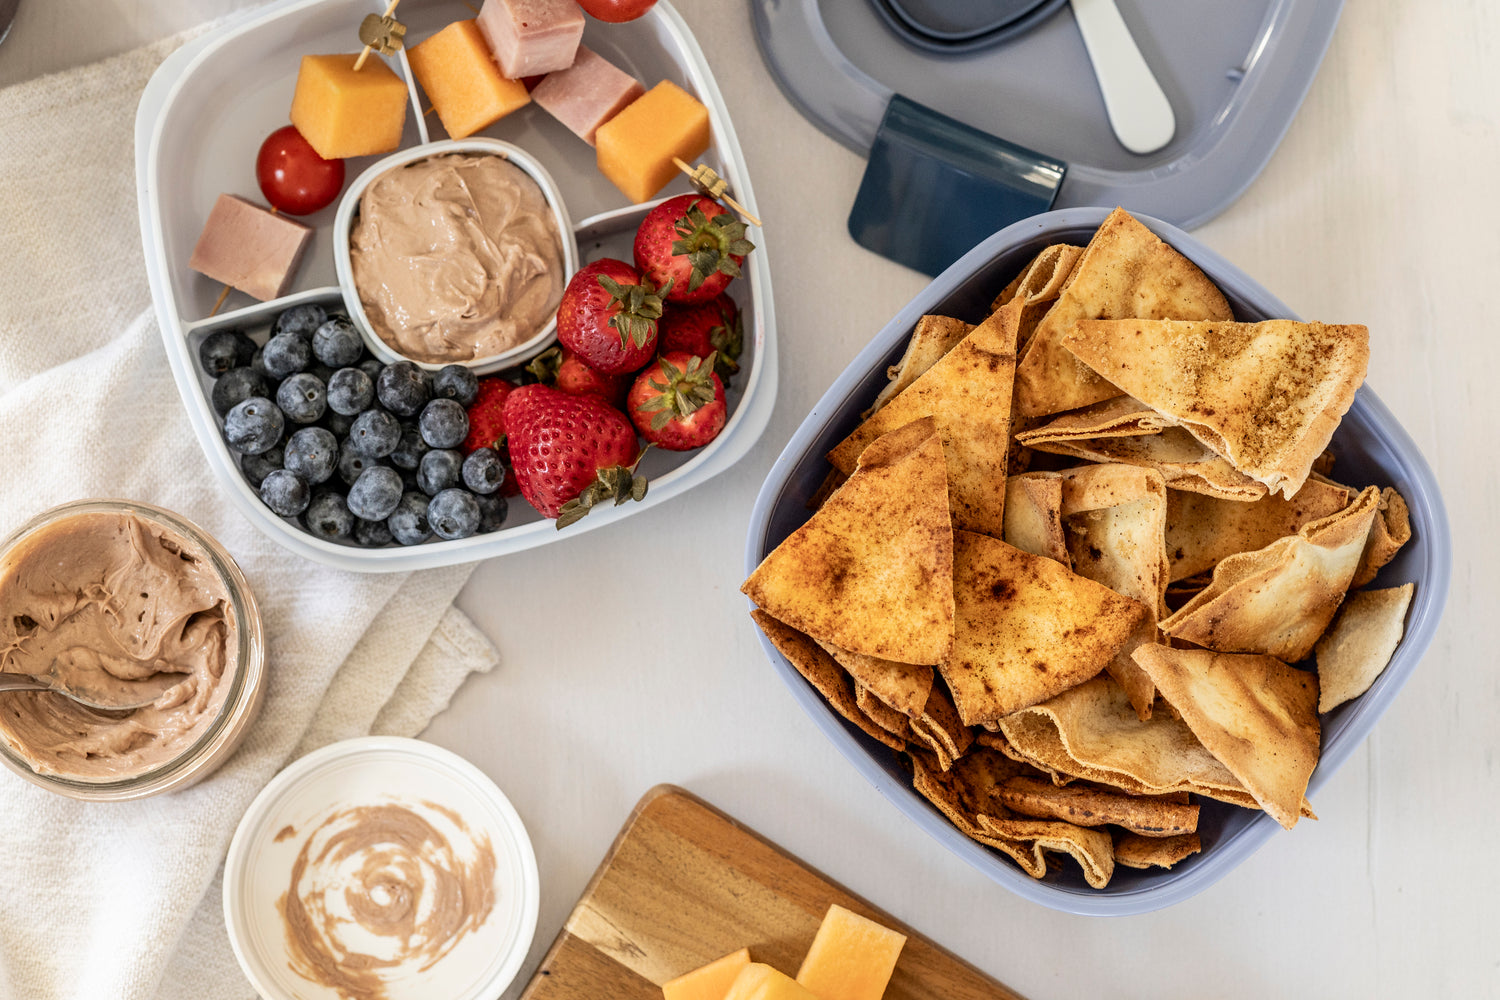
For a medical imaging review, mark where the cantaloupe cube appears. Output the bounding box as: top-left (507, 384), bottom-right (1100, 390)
top-left (289, 53), bottom-right (408, 160)
top-left (408, 20), bottom-right (530, 140)
top-left (594, 80), bottom-right (711, 204)
top-left (794, 905), bottom-right (907, 1000)
top-left (723, 964), bottom-right (820, 1000)
top-left (662, 948), bottom-right (751, 1000)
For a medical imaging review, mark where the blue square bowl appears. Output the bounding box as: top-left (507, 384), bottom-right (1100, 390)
top-left (742, 208), bottom-right (1451, 915)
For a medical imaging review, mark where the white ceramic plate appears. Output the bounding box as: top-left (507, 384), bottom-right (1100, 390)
top-left (135, 0), bottom-right (777, 571)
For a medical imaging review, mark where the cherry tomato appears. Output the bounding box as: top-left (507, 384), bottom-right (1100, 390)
top-left (255, 125), bottom-right (345, 216)
top-left (576, 0), bottom-right (657, 23)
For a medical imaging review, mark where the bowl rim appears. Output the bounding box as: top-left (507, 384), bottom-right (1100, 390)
top-left (332, 137), bottom-right (581, 375)
top-left (741, 206), bottom-right (1452, 915)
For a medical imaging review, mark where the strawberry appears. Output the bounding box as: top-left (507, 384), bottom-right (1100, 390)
top-left (461, 377), bottom-right (516, 454)
top-left (525, 345), bottom-right (631, 408)
top-left (502, 384), bottom-right (646, 527)
top-left (633, 195), bottom-right (754, 305)
top-left (556, 258), bottom-right (665, 375)
top-left (626, 351), bottom-right (727, 452)
top-left (657, 293), bottom-right (743, 385)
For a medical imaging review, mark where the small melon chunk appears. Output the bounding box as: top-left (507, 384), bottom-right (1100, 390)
top-left (662, 948), bottom-right (752, 1000)
top-left (723, 964), bottom-right (821, 1000)
top-left (289, 53), bottom-right (408, 160)
top-left (594, 80), bottom-right (710, 204)
top-left (408, 20), bottom-right (531, 139)
top-left (794, 905), bottom-right (907, 1000)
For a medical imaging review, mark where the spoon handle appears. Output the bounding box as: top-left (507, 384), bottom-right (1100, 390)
top-left (1070, 0), bottom-right (1176, 155)
top-left (0, 674), bottom-right (51, 695)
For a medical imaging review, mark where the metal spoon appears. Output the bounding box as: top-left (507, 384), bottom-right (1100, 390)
top-left (0, 0), bottom-right (18, 49)
top-left (0, 670), bottom-right (181, 711)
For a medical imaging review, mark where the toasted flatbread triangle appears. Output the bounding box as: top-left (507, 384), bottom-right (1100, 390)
top-left (865, 314), bottom-right (974, 417)
top-left (1166, 478), bottom-right (1352, 582)
top-left (1131, 645), bottom-right (1320, 830)
top-left (938, 530), bottom-right (1150, 725)
top-left (1002, 473), bottom-right (1069, 567)
top-left (1013, 208), bottom-right (1232, 419)
top-left (1160, 486), bottom-right (1381, 662)
top-left (828, 301), bottom-right (1020, 539)
top-left (819, 641), bottom-right (934, 718)
top-left (1351, 487), bottom-right (1411, 587)
top-left (1059, 319), bottom-right (1369, 497)
top-left (743, 417), bottom-right (954, 664)
top-left (1314, 583), bottom-right (1414, 713)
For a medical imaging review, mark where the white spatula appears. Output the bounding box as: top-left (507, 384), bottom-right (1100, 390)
top-left (1070, 0), bottom-right (1176, 155)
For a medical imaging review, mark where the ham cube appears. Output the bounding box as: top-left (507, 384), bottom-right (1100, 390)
top-left (476, 0), bottom-right (585, 79)
top-left (532, 45), bottom-right (645, 146)
top-left (189, 194), bottom-right (312, 302)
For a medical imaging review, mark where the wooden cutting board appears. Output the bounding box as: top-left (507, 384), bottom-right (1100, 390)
top-left (518, 785), bottom-right (1025, 999)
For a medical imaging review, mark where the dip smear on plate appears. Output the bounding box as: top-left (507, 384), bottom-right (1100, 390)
top-left (351, 152), bottom-right (565, 364)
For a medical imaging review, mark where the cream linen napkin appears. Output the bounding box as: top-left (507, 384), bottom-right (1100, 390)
top-left (0, 32), bottom-right (501, 1000)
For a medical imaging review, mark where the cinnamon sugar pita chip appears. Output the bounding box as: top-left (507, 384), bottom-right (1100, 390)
top-left (1351, 487), bottom-right (1411, 587)
top-left (909, 682), bottom-right (973, 769)
top-left (1165, 478), bottom-right (1352, 582)
top-left (1002, 473), bottom-right (1069, 566)
top-left (996, 776), bottom-right (1199, 837)
top-left (855, 683), bottom-right (916, 742)
top-left (1131, 645), bottom-right (1320, 830)
top-left (1314, 583), bottom-right (1414, 712)
top-left (819, 642), bottom-right (934, 719)
top-left (1114, 832), bottom-right (1202, 870)
top-left (865, 314), bottom-right (973, 417)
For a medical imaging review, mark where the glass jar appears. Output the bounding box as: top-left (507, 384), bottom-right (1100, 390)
top-left (0, 499), bottom-right (265, 800)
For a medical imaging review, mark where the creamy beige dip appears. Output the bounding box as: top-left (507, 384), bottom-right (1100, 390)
top-left (350, 152), bottom-right (565, 363)
top-left (0, 510), bottom-right (235, 780)
top-left (278, 802), bottom-right (497, 1000)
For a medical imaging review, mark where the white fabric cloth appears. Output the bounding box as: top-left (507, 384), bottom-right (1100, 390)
top-left (0, 32), bottom-right (500, 1000)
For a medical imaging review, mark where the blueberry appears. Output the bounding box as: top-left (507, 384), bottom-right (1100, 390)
top-left (304, 491), bottom-right (355, 541)
top-left (262, 332), bottom-right (311, 380)
top-left (428, 488), bottom-right (481, 540)
top-left (461, 448), bottom-right (504, 495)
top-left (387, 492), bottom-right (432, 546)
top-left (323, 409), bottom-right (357, 438)
top-left (312, 317), bottom-right (364, 368)
top-left (326, 367), bottom-right (375, 416)
top-left (399, 466), bottom-right (421, 494)
top-left (260, 469), bottom-right (311, 517)
top-left (358, 357), bottom-right (385, 383)
top-left (347, 466), bottom-right (405, 521)
top-left (211, 366), bottom-right (269, 417)
top-left (337, 442), bottom-right (379, 487)
top-left (417, 398), bottom-right (468, 449)
top-left (308, 363), bottom-right (338, 386)
top-left (223, 397), bottom-right (284, 455)
top-left (474, 492), bottom-right (508, 533)
top-left (284, 427), bottom-right (339, 485)
top-left (272, 303), bottom-right (327, 341)
top-left (198, 329), bottom-right (257, 377)
top-left (431, 365), bottom-right (479, 407)
top-left (250, 345), bottom-right (270, 378)
top-left (417, 448), bottom-right (463, 496)
top-left (240, 445), bottom-right (285, 488)
top-left (354, 517), bottom-right (394, 548)
top-left (376, 361), bottom-right (430, 417)
top-left (276, 372), bottom-right (327, 424)
top-left (347, 408), bottom-right (401, 458)
top-left (390, 426), bottom-right (429, 471)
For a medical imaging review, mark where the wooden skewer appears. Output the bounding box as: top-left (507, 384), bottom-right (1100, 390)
top-left (353, 0), bottom-right (402, 72)
top-left (673, 157), bottom-right (762, 227)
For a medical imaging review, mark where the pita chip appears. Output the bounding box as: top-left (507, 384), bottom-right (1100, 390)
top-left (1315, 583), bottom-right (1415, 712)
top-left (1351, 487), bottom-right (1411, 587)
top-left (855, 683), bottom-right (916, 742)
top-left (1114, 833), bottom-right (1202, 870)
top-left (1059, 318), bottom-right (1369, 497)
top-left (1013, 208), bottom-right (1232, 419)
top-left (909, 682), bottom-right (973, 769)
top-left (939, 530), bottom-right (1151, 725)
top-left (1132, 645), bottom-right (1320, 830)
top-left (996, 776), bottom-right (1200, 837)
top-left (828, 303), bottom-right (1020, 539)
top-left (1160, 486), bottom-right (1382, 662)
top-left (1002, 473), bottom-right (1069, 566)
top-left (744, 417), bottom-right (954, 664)
top-left (866, 314), bottom-right (974, 417)
top-left (1058, 464), bottom-right (1170, 719)
top-left (818, 642), bottom-right (934, 719)
top-left (749, 610), bottom-right (905, 751)
top-left (991, 243), bottom-right (1086, 353)
top-left (1166, 478), bottom-right (1351, 582)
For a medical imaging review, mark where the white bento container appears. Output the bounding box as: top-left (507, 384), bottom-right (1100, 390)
top-left (135, 0), bottom-right (777, 573)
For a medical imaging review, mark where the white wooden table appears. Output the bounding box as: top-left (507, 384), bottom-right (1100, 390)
top-left (4, 1), bottom-right (1495, 996)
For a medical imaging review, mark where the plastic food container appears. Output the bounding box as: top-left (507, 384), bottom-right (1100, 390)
top-left (333, 138), bottom-right (580, 374)
top-left (743, 207), bottom-right (1451, 915)
top-left (0, 500), bottom-right (266, 801)
top-left (224, 736), bottom-right (539, 1000)
top-left (135, 0), bottom-right (776, 572)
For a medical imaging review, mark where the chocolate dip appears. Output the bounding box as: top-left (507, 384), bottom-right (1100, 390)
top-left (279, 801), bottom-right (497, 999)
top-left (0, 510), bottom-right (236, 780)
top-left (350, 152), bottom-right (565, 363)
